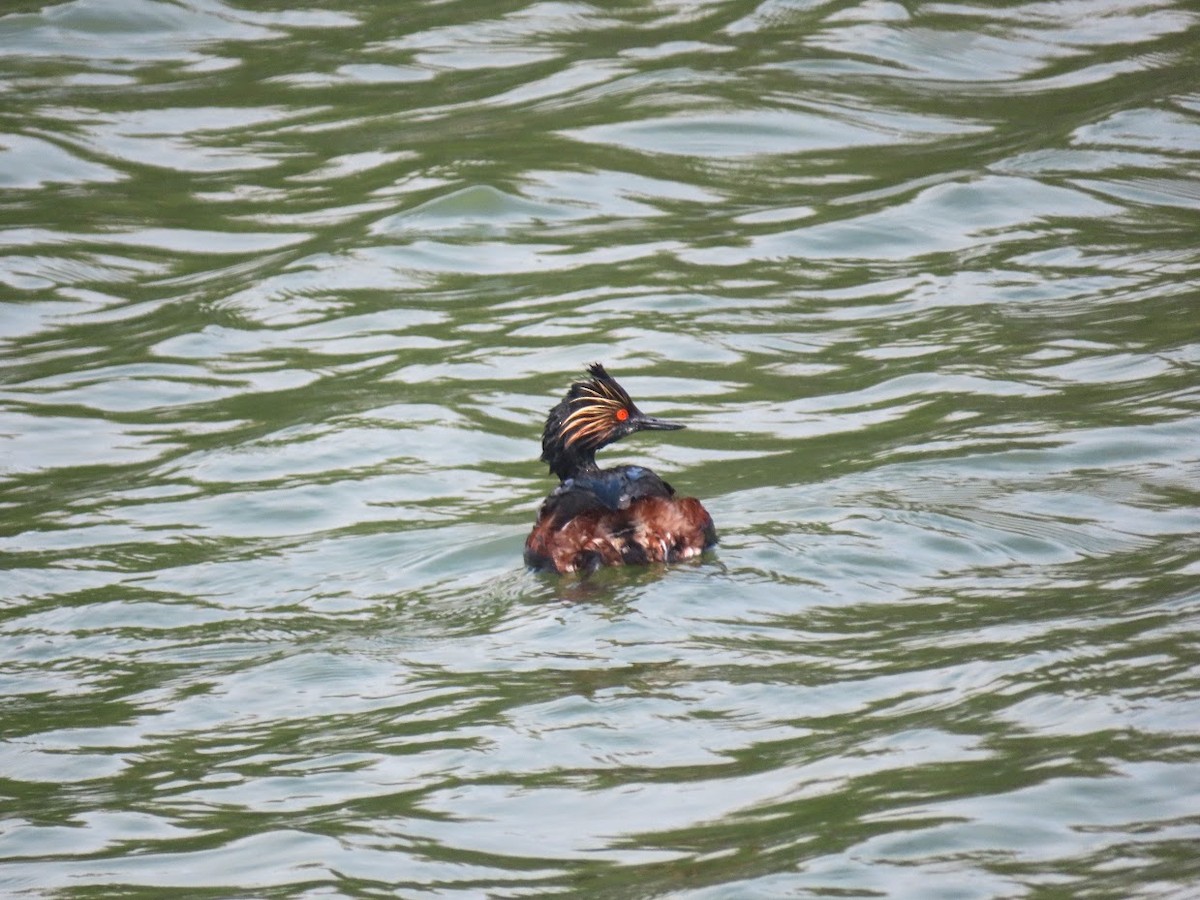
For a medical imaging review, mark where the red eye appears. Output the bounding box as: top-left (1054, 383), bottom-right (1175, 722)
top-left (616, 408), bottom-right (629, 422)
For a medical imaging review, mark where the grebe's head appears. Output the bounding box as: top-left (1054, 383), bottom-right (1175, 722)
top-left (540, 363), bottom-right (683, 481)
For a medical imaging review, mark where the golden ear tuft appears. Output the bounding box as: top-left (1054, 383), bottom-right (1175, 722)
top-left (551, 364), bottom-right (639, 451)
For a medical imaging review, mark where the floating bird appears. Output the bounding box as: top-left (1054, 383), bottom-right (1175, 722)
top-left (524, 364), bottom-right (716, 574)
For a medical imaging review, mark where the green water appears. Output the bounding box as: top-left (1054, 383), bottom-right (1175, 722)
top-left (2, 0), bottom-right (1199, 896)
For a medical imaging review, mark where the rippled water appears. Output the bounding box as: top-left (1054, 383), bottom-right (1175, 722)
top-left (3, 0), bottom-right (1200, 896)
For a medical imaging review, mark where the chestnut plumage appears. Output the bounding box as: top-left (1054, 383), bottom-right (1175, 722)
top-left (525, 364), bottom-right (716, 574)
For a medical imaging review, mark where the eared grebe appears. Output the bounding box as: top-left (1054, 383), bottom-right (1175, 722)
top-left (524, 363), bottom-right (717, 574)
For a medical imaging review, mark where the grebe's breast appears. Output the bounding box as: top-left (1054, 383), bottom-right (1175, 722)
top-left (524, 465), bottom-right (717, 574)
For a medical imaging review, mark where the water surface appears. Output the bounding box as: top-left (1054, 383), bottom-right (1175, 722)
top-left (2, 0), bottom-right (1199, 896)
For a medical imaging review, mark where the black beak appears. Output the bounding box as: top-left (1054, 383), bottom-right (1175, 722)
top-left (633, 414), bottom-right (685, 432)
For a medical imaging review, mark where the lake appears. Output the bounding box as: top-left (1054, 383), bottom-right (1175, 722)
top-left (2, 0), bottom-right (1199, 896)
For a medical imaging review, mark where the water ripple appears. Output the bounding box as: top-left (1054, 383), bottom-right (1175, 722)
top-left (2, 0), bottom-right (1199, 896)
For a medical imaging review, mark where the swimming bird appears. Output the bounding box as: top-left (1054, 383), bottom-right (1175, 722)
top-left (524, 363), bottom-right (717, 574)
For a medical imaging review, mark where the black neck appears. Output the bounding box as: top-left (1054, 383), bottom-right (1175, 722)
top-left (545, 445), bottom-right (600, 482)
